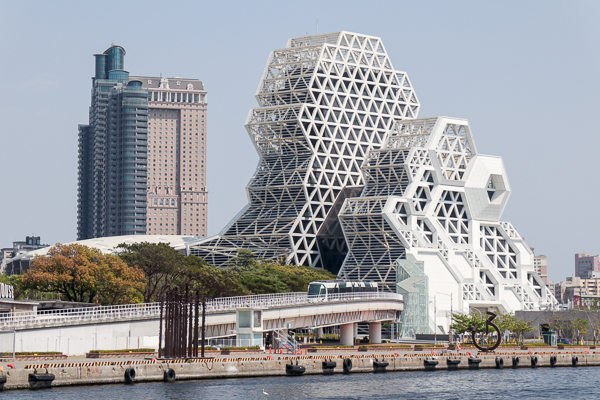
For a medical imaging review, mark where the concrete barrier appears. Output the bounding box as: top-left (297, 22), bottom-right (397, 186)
top-left (3, 352), bottom-right (600, 390)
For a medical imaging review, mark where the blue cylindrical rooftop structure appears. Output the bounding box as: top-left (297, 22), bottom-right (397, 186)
top-left (108, 69), bottom-right (129, 83)
top-left (104, 45), bottom-right (126, 74)
top-left (94, 54), bottom-right (107, 80)
top-left (128, 80), bottom-right (143, 87)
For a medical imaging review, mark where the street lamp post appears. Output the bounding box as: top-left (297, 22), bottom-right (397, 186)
top-left (434, 295), bottom-right (437, 345)
top-left (432, 292), bottom-right (454, 344)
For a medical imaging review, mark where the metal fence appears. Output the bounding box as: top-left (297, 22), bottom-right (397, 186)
top-left (205, 337), bottom-right (265, 349)
top-left (0, 291), bottom-right (402, 331)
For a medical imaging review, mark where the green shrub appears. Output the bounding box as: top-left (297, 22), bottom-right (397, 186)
top-left (89, 348), bottom-right (156, 354)
top-left (414, 344), bottom-right (445, 348)
top-left (310, 345), bottom-right (355, 349)
top-left (322, 334), bottom-right (339, 339)
top-left (362, 344), bottom-right (411, 348)
top-left (220, 346), bottom-right (260, 351)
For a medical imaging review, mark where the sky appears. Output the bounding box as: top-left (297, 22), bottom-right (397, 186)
top-left (0, 0), bottom-right (598, 283)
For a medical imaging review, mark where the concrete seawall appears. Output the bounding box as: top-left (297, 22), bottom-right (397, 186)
top-left (2, 352), bottom-right (599, 390)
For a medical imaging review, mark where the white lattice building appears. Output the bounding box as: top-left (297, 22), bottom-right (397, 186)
top-left (338, 117), bottom-right (557, 335)
top-left (189, 32), bottom-right (419, 269)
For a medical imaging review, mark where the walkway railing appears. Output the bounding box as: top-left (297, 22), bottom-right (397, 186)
top-left (0, 291), bottom-right (402, 331)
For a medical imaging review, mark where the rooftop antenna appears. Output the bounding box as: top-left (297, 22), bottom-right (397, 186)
top-left (316, 20), bottom-right (318, 35)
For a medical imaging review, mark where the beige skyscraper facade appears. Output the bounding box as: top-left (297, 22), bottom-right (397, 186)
top-left (533, 254), bottom-right (548, 283)
top-left (132, 76), bottom-right (208, 237)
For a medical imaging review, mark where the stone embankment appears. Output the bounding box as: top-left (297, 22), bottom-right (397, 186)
top-left (1, 351), bottom-right (599, 390)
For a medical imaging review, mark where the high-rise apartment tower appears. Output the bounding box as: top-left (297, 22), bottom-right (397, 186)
top-left (78, 45), bottom-right (208, 240)
top-left (533, 254), bottom-right (548, 283)
top-left (575, 253), bottom-right (600, 278)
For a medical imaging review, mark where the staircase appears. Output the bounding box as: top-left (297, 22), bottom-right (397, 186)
top-left (273, 329), bottom-right (301, 353)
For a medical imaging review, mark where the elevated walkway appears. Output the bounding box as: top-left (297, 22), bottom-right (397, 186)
top-left (0, 292), bottom-right (402, 332)
top-left (0, 292), bottom-right (402, 355)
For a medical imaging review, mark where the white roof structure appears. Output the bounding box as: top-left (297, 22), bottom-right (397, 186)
top-left (189, 32), bottom-right (419, 270)
top-left (337, 117), bottom-right (557, 335)
top-left (8, 235), bottom-right (196, 264)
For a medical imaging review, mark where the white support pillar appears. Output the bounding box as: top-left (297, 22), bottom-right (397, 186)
top-left (340, 323), bottom-right (354, 346)
top-left (317, 327), bottom-right (323, 341)
top-left (369, 322), bottom-right (382, 344)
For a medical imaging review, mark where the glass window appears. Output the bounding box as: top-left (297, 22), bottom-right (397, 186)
top-left (253, 311), bottom-right (261, 328)
top-left (239, 311), bottom-right (251, 328)
top-left (253, 333), bottom-right (262, 347)
top-left (308, 284), bottom-right (321, 295)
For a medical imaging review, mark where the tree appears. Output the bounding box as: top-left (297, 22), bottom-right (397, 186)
top-left (549, 313), bottom-right (569, 339)
top-left (180, 255), bottom-right (249, 357)
top-left (495, 312), bottom-right (518, 343)
top-left (570, 317), bottom-right (589, 344)
top-left (586, 314), bottom-right (600, 344)
top-left (184, 255), bottom-right (248, 298)
top-left (512, 320), bottom-right (533, 345)
top-left (22, 243), bottom-right (145, 304)
top-left (450, 312), bottom-right (487, 334)
top-left (229, 249), bottom-right (258, 272)
top-left (117, 242), bottom-right (186, 302)
top-left (230, 250), bottom-right (337, 294)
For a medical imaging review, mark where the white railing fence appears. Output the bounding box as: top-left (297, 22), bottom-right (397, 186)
top-left (205, 337), bottom-right (265, 349)
top-left (0, 291), bottom-right (402, 331)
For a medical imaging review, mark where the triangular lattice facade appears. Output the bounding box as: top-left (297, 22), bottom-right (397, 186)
top-left (189, 32), bottom-right (419, 269)
top-left (338, 117), bottom-right (557, 333)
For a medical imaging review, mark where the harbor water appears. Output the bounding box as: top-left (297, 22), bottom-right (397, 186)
top-left (7, 366), bottom-right (597, 399)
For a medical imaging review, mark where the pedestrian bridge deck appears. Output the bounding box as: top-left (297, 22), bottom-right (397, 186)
top-left (0, 292), bottom-right (403, 333)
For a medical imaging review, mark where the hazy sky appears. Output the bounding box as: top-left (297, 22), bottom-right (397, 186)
top-left (0, 0), bottom-right (598, 283)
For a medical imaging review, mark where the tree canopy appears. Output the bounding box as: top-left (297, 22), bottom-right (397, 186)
top-left (451, 311), bottom-right (534, 345)
top-left (450, 312), bottom-right (488, 334)
top-left (117, 242), bottom-right (187, 302)
top-left (22, 243), bottom-right (145, 304)
top-left (229, 250), bottom-right (337, 294)
top-left (18, 245), bottom-right (341, 305)
top-left (183, 255), bottom-right (249, 298)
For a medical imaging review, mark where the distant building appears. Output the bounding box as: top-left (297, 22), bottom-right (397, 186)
top-left (1, 236), bottom-right (49, 275)
top-left (77, 45), bottom-right (208, 240)
top-left (4, 235), bottom-right (195, 276)
top-left (534, 254), bottom-right (548, 284)
top-left (548, 281), bottom-right (556, 299)
top-left (558, 273), bottom-right (600, 303)
top-left (558, 276), bottom-right (583, 303)
top-left (575, 253), bottom-right (600, 278)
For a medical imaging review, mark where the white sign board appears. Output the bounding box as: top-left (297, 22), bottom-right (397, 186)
top-left (0, 283), bottom-right (14, 299)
